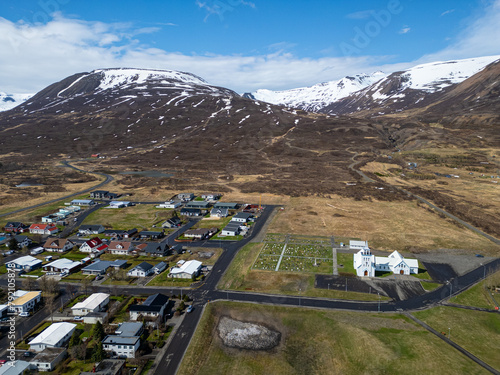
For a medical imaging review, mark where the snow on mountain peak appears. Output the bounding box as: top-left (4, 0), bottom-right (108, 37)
top-left (92, 68), bottom-right (209, 91)
top-left (251, 71), bottom-right (387, 111)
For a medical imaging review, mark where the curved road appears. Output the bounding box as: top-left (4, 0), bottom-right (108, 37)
top-left (0, 161), bottom-right (113, 219)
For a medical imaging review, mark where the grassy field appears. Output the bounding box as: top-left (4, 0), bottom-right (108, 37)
top-left (82, 204), bottom-right (172, 230)
top-left (449, 279), bottom-right (499, 309)
top-left (178, 301), bottom-right (490, 375)
top-left (266, 195), bottom-right (500, 253)
top-left (414, 306), bottom-right (500, 370)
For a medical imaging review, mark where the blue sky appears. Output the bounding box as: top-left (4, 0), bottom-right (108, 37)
top-left (1, 0), bottom-right (500, 93)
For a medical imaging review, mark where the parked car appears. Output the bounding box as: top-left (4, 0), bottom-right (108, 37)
top-left (186, 305), bottom-right (194, 313)
top-left (95, 275), bottom-right (104, 281)
top-left (23, 352), bottom-right (33, 358)
top-left (74, 316), bottom-right (83, 321)
top-left (19, 312), bottom-right (30, 317)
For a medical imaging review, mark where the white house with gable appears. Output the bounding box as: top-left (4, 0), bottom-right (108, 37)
top-left (354, 245), bottom-right (418, 277)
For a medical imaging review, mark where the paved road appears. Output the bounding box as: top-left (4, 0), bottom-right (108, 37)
top-left (0, 161), bottom-right (113, 219)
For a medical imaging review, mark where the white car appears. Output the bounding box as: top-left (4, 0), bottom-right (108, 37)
top-left (19, 312), bottom-right (30, 317)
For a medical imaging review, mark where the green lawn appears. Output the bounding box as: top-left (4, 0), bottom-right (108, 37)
top-left (414, 306), bottom-right (500, 370)
top-left (178, 301), bottom-right (490, 375)
top-left (449, 280), bottom-right (498, 309)
top-left (82, 204), bottom-right (172, 230)
top-left (420, 281), bottom-right (441, 291)
top-left (336, 253), bottom-right (356, 275)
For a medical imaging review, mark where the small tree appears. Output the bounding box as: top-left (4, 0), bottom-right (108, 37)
top-left (91, 342), bottom-right (105, 362)
top-left (81, 277), bottom-right (92, 295)
top-left (69, 330), bottom-right (81, 349)
top-left (92, 321), bottom-right (105, 342)
top-left (70, 343), bottom-right (87, 361)
top-left (177, 301), bottom-right (185, 312)
top-left (8, 238), bottom-right (18, 251)
top-left (22, 277), bottom-right (36, 291)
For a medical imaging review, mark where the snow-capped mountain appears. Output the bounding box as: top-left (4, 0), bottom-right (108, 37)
top-left (0, 92), bottom-right (33, 112)
top-left (319, 55), bottom-right (500, 115)
top-left (246, 72), bottom-right (386, 112)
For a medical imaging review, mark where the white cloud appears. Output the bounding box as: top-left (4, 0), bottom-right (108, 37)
top-left (440, 9), bottom-right (455, 16)
top-left (1, 2), bottom-right (500, 95)
top-left (420, 0), bottom-right (500, 62)
top-left (345, 10), bottom-right (374, 20)
top-left (399, 27), bottom-right (411, 34)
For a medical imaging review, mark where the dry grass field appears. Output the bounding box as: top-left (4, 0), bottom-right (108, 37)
top-left (178, 301), bottom-right (490, 375)
top-left (266, 195), bottom-right (499, 254)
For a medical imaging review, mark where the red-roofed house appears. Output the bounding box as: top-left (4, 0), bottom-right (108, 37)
top-left (29, 223), bottom-right (59, 235)
top-left (80, 237), bottom-right (108, 258)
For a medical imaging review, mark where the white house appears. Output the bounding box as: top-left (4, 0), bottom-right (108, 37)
top-left (354, 247), bottom-right (419, 277)
top-left (43, 238), bottom-right (74, 253)
top-left (29, 223), bottom-right (59, 235)
top-left (29, 322), bottom-right (76, 352)
top-left (80, 237), bottom-right (108, 257)
top-left (129, 293), bottom-right (169, 321)
top-left (127, 262), bottom-right (154, 277)
top-left (210, 208), bottom-right (229, 218)
top-left (107, 241), bottom-right (134, 255)
top-left (9, 291), bottom-right (41, 314)
top-left (6, 256), bottom-right (42, 272)
top-left (350, 240), bottom-right (369, 250)
top-left (42, 258), bottom-right (80, 274)
top-left (169, 260), bottom-right (202, 279)
top-left (0, 361), bottom-right (35, 375)
top-left (102, 336), bottom-right (140, 359)
top-left (156, 200), bottom-right (181, 209)
top-left (71, 293), bottom-right (110, 316)
top-left (231, 212), bottom-right (253, 223)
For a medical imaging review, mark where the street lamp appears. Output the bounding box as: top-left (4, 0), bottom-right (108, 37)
top-left (378, 292), bottom-right (380, 312)
top-left (448, 327), bottom-right (451, 340)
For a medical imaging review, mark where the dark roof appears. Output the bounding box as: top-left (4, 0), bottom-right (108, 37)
top-left (143, 242), bottom-right (168, 254)
top-left (129, 293), bottom-right (169, 313)
top-left (14, 235), bottom-right (30, 242)
top-left (5, 222), bottom-right (25, 227)
top-left (214, 202), bottom-right (239, 209)
top-left (185, 201), bottom-right (210, 208)
top-left (139, 231), bottom-right (163, 237)
top-left (180, 208), bottom-right (202, 213)
top-left (233, 212), bottom-right (253, 219)
top-left (79, 224), bottom-right (103, 231)
top-left (133, 262), bottom-right (154, 272)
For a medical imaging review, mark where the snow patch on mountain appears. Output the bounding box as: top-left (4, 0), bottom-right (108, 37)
top-left (0, 92), bottom-right (33, 112)
top-left (95, 68), bottom-right (208, 91)
top-left (250, 72), bottom-right (386, 111)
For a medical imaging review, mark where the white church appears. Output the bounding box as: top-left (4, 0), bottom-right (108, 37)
top-left (352, 241), bottom-right (419, 277)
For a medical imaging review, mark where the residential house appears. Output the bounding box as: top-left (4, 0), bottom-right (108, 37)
top-left (30, 247), bottom-right (45, 255)
top-left (201, 193), bottom-right (221, 201)
top-left (78, 224), bottom-right (105, 235)
top-left (185, 201), bottom-right (210, 209)
top-left (0, 361), bottom-right (35, 375)
top-left (140, 242), bottom-right (169, 257)
top-left (90, 191), bottom-right (119, 199)
top-left (102, 322), bottom-right (143, 359)
top-left (102, 228), bottom-right (137, 239)
top-left (107, 201), bottom-right (131, 209)
top-left (14, 235), bottom-right (32, 249)
top-left (42, 258), bottom-right (80, 274)
top-left (220, 222), bottom-right (241, 237)
top-left (213, 202), bottom-right (239, 210)
top-left (177, 193), bottom-right (194, 201)
top-left (156, 200), bottom-right (181, 209)
top-left (81, 260), bottom-right (127, 276)
top-left (210, 208), bottom-right (229, 218)
top-left (129, 294), bottom-right (169, 321)
top-left (127, 262), bottom-right (154, 277)
top-left (107, 241), bottom-right (135, 255)
top-left (29, 322), bottom-right (76, 352)
top-left (29, 223), bottom-right (59, 235)
top-left (4, 222), bottom-right (28, 233)
top-left (183, 228), bottom-right (217, 240)
top-left (169, 260), bottom-right (202, 279)
top-left (80, 237), bottom-right (108, 257)
top-left (31, 347), bottom-right (67, 372)
top-left (9, 291), bottom-right (41, 314)
top-left (137, 231), bottom-right (164, 240)
top-left (70, 199), bottom-right (94, 206)
top-left (231, 212), bottom-right (254, 223)
top-left (41, 214), bottom-right (59, 224)
top-left (243, 204), bottom-right (260, 213)
top-left (161, 217), bottom-right (182, 228)
top-left (43, 238), bottom-right (74, 253)
top-left (71, 293), bottom-right (110, 316)
top-left (180, 208), bottom-right (203, 217)
top-left (153, 262), bottom-right (167, 274)
top-left (6, 256), bottom-right (42, 272)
